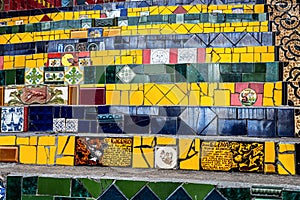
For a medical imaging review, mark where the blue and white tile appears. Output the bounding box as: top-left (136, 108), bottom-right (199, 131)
top-left (53, 118), bottom-right (65, 132)
top-left (1, 107), bottom-right (24, 132)
top-left (66, 119), bottom-right (78, 133)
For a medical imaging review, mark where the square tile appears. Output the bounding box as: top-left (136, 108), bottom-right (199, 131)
top-left (88, 28), bottom-right (103, 38)
top-left (1, 107), bottom-right (24, 132)
top-left (155, 146), bottom-right (177, 169)
top-left (178, 48), bottom-right (197, 63)
top-left (66, 119), bottom-right (78, 133)
top-left (53, 118), bottom-right (65, 133)
top-left (116, 65), bottom-right (136, 83)
top-left (64, 66), bottom-right (84, 85)
top-left (64, 44), bottom-right (76, 52)
top-left (48, 59), bottom-right (61, 67)
top-left (78, 58), bottom-right (91, 67)
top-left (75, 43), bottom-right (87, 52)
top-left (150, 49), bottom-right (170, 64)
top-left (79, 88), bottom-right (105, 105)
top-left (25, 68), bottom-right (44, 85)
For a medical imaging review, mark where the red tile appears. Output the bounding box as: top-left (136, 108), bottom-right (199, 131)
top-left (48, 53), bottom-right (61, 58)
top-left (173, 6), bottom-right (187, 14)
top-left (249, 83), bottom-right (264, 93)
top-left (78, 51), bottom-right (90, 58)
top-left (169, 48), bottom-right (178, 64)
top-left (143, 49), bottom-right (151, 64)
top-left (0, 56), bottom-right (3, 70)
top-left (235, 83), bottom-right (249, 93)
top-left (253, 94), bottom-right (263, 106)
top-left (230, 93), bottom-right (242, 106)
top-left (23, 106), bottom-right (28, 132)
top-left (197, 48), bottom-right (206, 63)
top-left (80, 88), bottom-right (105, 105)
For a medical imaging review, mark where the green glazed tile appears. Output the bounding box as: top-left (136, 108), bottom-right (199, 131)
top-left (22, 196), bottom-right (53, 200)
top-left (282, 191), bottom-right (300, 200)
top-left (242, 73), bottom-right (265, 82)
top-left (16, 69), bottom-right (25, 85)
top-left (175, 64), bottom-right (187, 82)
top-left (38, 177), bottom-right (70, 196)
top-left (71, 179), bottom-right (92, 198)
top-left (148, 182), bottom-right (180, 200)
top-left (25, 24), bottom-right (34, 32)
top-left (6, 176), bottom-right (22, 200)
top-left (105, 66), bottom-right (117, 83)
top-left (96, 67), bottom-right (105, 84)
top-left (5, 69), bottom-right (16, 85)
top-left (144, 64), bottom-right (165, 74)
top-left (0, 71), bottom-right (5, 86)
top-left (79, 178), bottom-right (113, 198)
top-left (183, 183), bottom-right (214, 200)
top-left (54, 197), bottom-right (86, 200)
top-left (254, 63), bottom-right (266, 73)
top-left (115, 180), bottom-right (146, 199)
top-left (11, 25), bottom-right (19, 34)
top-left (218, 188), bottom-right (251, 200)
top-left (22, 176), bottom-right (38, 195)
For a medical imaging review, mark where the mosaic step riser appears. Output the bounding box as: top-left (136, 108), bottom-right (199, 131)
top-left (0, 1), bottom-right (266, 16)
top-left (0, 13), bottom-right (267, 34)
top-left (0, 21), bottom-right (270, 45)
top-left (0, 135), bottom-right (298, 175)
top-left (1, 47), bottom-right (276, 70)
top-left (0, 82), bottom-right (284, 106)
top-left (1, 32), bottom-right (274, 56)
top-left (0, 105), bottom-right (296, 137)
top-left (7, 176), bottom-right (288, 200)
top-left (0, 63), bottom-right (281, 86)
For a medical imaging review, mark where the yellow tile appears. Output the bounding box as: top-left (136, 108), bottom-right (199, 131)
top-left (214, 90), bottom-right (230, 106)
top-left (199, 82), bottom-right (208, 95)
top-left (106, 84), bottom-right (115, 90)
top-left (121, 56), bottom-right (133, 64)
top-left (201, 96), bottom-right (213, 106)
top-left (38, 136), bottom-right (56, 146)
top-left (274, 90), bottom-right (282, 106)
top-left (30, 136), bottom-right (37, 145)
top-left (263, 97), bottom-right (274, 106)
top-left (234, 47), bottom-right (247, 53)
top-left (189, 24), bottom-right (203, 33)
top-left (3, 61), bottom-right (13, 70)
top-left (219, 53), bottom-right (232, 63)
top-left (264, 83), bottom-right (274, 98)
top-left (254, 46), bottom-right (268, 53)
top-left (254, 53), bottom-right (261, 62)
top-left (116, 84), bottom-right (131, 90)
top-left (240, 53), bottom-right (254, 62)
top-left (208, 83), bottom-right (218, 97)
top-left (57, 136), bottom-right (68, 155)
top-left (71, 31), bottom-right (87, 39)
top-left (268, 46), bottom-right (275, 53)
top-left (130, 91), bottom-right (144, 105)
top-left (0, 136), bottom-right (16, 145)
top-left (102, 56), bottom-right (115, 65)
top-left (179, 138), bottom-right (200, 170)
top-left (20, 146), bottom-right (36, 164)
top-left (275, 82), bottom-right (282, 89)
top-left (279, 143), bottom-right (295, 153)
top-left (189, 91), bottom-right (200, 105)
top-left (49, 146), bottom-right (56, 165)
top-left (121, 91), bottom-right (129, 105)
top-left (218, 83), bottom-right (235, 93)
top-left (106, 91), bottom-right (121, 105)
top-left (157, 137), bottom-right (176, 145)
top-left (264, 164), bottom-right (276, 173)
top-left (17, 137), bottom-right (29, 145)
top-left (37, 146), bottom-right (48, 165)
top-left (278, 154), bottom-right (295, 175)
top-left (33, 53), bottom-right (44, 59)
top-left (14, 55), bottom-right (26, 67)
top-left (132, 136), bottom-right (155, 168)
top-left (64, 12), bottom-right (73, 20)
top-left (108, 50), bottom-right (120, 56)
top-left (26, 60), bottom-right (37, 68)
top-left (56, 156), bottom-right (74, 166)
top-left (265, 142), bottom-right (275, 163)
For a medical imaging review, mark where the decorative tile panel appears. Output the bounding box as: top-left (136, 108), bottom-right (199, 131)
top-left (1, 107), bottom-right (24, 132)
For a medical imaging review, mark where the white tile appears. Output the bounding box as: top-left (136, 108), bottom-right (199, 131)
top-left (53, 118), bottom-right (65, 133)
top-left (155, 146), bottom-right (177, 169)
top-left (150, 49), bottom-right (170, 64)
top-left (66, 119), bottom-right (78, 133)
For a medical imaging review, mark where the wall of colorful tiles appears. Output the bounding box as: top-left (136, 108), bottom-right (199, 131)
top-left (6, 175), bottom-right (300, 200)
top-left (1, 0), bottom-right (300, 198)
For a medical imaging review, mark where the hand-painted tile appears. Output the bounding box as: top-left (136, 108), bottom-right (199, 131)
top-left (1, 107), bottom-right (24, 132)
top-left (116, 65), bottom-right (136, 83)
top-left (25, 68), bottom-right (44, 85)
top-left (178, 48), bottom-right (197, 64)
top-left (151, 49), bottom-right (170, 64)
top-left (53, 118), bottom-right (65, 133)
top-left (66, 119), bottom-right (78, 133)
top-left (155, 146), bottom-right (177, 169)
top-left (64, 66), bottom-right (84, 85)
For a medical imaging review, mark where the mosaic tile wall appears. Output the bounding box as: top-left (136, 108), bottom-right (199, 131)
top-left (1, 0), bottom-right (300, 197)
top-left (6, 175), bottom-right (299, 200)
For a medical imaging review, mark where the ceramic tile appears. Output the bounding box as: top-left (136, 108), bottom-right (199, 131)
top-left (178, 48), bottom-right (197, 64)
top-left (0, 147), bottom-right (18, 162)
top-left (53, 118), bottom-right (65, 133)
top-left (151, 49), bottom-right (170, 64)
top-left (25, 68), bottom-right (44, 85)
top-left (155, 146), bottom-right (177, 169)
top-left (78, 58), bottom-right (91, 67)
top-left (64, 44), bottom-right (76, 52)
top-left (1, 107), bottom-right (24, 132)
top-left (66, 119), bottom-right (78, 133)
top-left (48, 59), bottom-right (61, 67)
top-left (116, 65), bottom-right (136, 83)
top-left (65, 66), bottom-right (84, 85)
